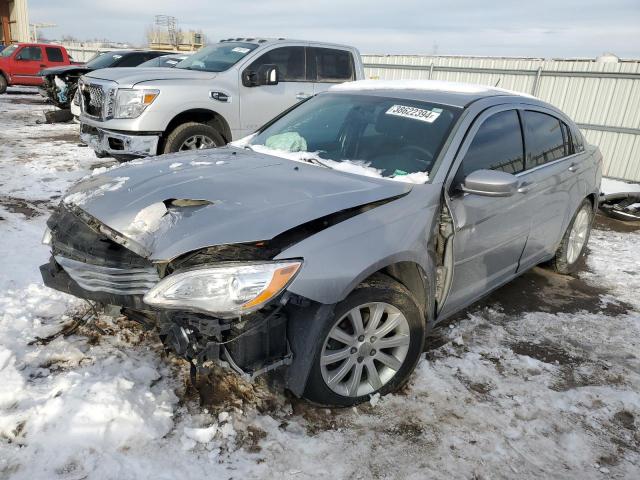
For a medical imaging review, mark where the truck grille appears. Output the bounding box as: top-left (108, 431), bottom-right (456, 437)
top-left (55, 255), bottom-right (160, 295)
top-left (80, 83), bottom-right (105, 119)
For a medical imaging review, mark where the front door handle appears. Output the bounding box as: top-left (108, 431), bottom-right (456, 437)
top-left (517, 181), bottom-right (533, 194)
top-left (568, 163), bottom-right (578, 173)
top-left (296, 92), bottom-right (311, 101)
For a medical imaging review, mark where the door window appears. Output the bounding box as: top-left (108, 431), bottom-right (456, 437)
top-left (16, 46), bottom-right (42, 61)
top-left (524, 111), bottom-right (567, 168)
top-left (248, 47), bottom-right (306, 82)
top-left (310, 48), bottom-right (354, 82)
top-left (45, 47), bottom-right (64, 62)
top-left (455, 109), bottom-right (524, 185)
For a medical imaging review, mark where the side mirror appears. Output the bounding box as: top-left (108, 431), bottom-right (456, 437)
top-left (242, 64), bottom-right (279, 87)
top-left (460, 169), bottom-right (518, 197)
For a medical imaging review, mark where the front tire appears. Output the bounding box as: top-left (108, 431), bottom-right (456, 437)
top-left (162, 122), bottom-right (225, 154)
top-left (303, 274), bottom-right (425, 406)
top-left (550, 198), bottom-right (593, 274)
top-left (0, 75), bottom-right (7, 94)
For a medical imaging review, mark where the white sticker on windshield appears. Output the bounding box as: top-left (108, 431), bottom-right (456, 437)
top-left (112, 55), bottom-right (122, 59)
top-left (232, 47), bottom-right (251, 54)
top-left (385, 105), bottom-right (441, 123)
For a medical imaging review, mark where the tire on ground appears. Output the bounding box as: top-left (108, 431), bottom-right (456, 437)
top-left (0, 74), bottom-right (7, 94)
top-left (303, 273), bottom-right (426, 407)
top-left (549, 198), bottom-right (594, 275)
top-left (162, 121), bottom-right (225, 154)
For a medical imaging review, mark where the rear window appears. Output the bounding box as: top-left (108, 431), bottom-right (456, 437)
top-left (46, 47), bottom-right (64, 62)
top-left (86, 52), bottom-right (126, 69)
top-left (524, 111), bottom-right (567, 168)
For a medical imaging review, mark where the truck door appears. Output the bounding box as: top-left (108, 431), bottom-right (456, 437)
top-left (308, 47), bottom-right (357, 95)
top-left (238, 46), bottom-right (314, 135)
top-left (12, 46), bottom-right (46, 85)
top-left (439, 107), bottom-right (532, 318)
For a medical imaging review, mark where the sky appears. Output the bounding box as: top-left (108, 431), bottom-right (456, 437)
top-left (29, 0), bottom-right (640, 58)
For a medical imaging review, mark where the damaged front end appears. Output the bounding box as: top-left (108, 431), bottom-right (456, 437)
top-left (40, 71), bottom-right (83, 109)
top-left (40, 203), bottom-right (300, 380)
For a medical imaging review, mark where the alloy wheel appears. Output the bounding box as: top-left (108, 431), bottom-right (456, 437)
top-left (320, 302), bottom-right (411, 397)
top-left (179, 134), bottom-right (215, 151)
top-left (566, 207), bottom-right (590, 264)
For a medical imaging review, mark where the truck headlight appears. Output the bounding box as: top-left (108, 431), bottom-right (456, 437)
top-left (143, 261), bottom-right (302, 317)
top-left (113, 89), bottom-right (159, 119)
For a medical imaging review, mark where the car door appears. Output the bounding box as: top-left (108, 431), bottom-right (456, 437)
top-left (238, 45), bottom-right (314, 134)
top-left (515, 109), bottom-right (580, 270)
top-left (439, 107), bottom-right (531, 318)
top-left (13, 46), bottom-right (46, 84)
top-left (308, 47), bottom-right (356, 95)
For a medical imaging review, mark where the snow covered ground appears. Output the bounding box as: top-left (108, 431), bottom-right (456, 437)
top-left (0, 90), bottom-right (639, 479)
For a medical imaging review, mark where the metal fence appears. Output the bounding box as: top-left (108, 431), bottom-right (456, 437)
top-left (363, 55), bottom-right (640, 182)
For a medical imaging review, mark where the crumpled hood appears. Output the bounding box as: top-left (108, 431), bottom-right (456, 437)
top-left (63, 148), bottom-right (412, 261)
top-left (86, 67), bottom-right (215, 86)
top-left (40, 65), bottom-right (89, 77)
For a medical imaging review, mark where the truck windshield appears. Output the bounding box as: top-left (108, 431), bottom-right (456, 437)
top-left (86, 52), bottom-right (127, 69)
top-left (248, 93), bottom-right (461, 183)
top-left (175, 42), bottom-right (258, 72)
top-left (0, 45), bottom-right (18, 57)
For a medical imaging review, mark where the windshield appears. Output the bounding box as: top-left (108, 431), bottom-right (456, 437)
top-left (0, 44), bottom-right (18, 57)
top-left (248, 93), bottom-right (460, 183)
top-left (86, 52), bottom-right (125, 69)
top-left (175, 42), bottom-right (257, 72)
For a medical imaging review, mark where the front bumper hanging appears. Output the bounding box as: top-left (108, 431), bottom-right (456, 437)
top-left (80, 123), bottom-right (160, 157)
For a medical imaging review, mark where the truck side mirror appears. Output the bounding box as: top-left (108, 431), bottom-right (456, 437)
top-left (242, 64), bottom-right (279, 87)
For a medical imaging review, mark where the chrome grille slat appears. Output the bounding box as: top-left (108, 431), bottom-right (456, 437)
top-left (55, 255), bottom-right (159, 295)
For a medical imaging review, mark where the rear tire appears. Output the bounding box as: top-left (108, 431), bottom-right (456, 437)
top-left (303, 274), bottom-right (425, 407)
top-left (550, 198), bottom-right (593, 274)
top-left (162, 122), bottom-right (225, 154)
top-left (0, 75), bottom-right (7, 94)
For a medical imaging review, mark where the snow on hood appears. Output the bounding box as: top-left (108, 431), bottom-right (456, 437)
top-left (330, 79), bottom-right (534, 98)
top-left (62, 147), bottom-right (412, 260)
top-left (86, 67), bottom-right (216, 87)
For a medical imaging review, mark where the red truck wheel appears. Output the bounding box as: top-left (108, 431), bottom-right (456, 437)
top-left (0, 75), bottom-right (7, 94)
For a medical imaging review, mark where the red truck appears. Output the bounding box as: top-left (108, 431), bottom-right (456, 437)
top-left (0, 43), bottom-right (82, 94)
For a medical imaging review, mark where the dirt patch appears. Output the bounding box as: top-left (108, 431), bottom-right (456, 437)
top-left (595, 212), bottom-right (640, 233)
top-left (613, 410), bottom-right (635, 430)
top-left (511, 340), bottom-right (578, 365)
top-left (290, 399), bottom-right (353, 435)
top-left (0, 196), bottom-right (52, 218)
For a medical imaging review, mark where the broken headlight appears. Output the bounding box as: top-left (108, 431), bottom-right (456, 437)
top-left (113, 89), bottom-right (159, 119)
top-left (143, 261), bottom-right (302, 318)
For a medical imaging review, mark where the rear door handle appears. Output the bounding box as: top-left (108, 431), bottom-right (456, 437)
top-left (568, 163), bottom-right (578, 172)
top-left (517, 181), bottom-right (533, 194)
top-left (296, 92), bottom-right (311, 101)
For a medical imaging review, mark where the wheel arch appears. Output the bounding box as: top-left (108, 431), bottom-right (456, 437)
top-left (163, 109), bottom-right (231, 144)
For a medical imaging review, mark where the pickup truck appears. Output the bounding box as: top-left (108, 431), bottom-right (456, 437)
top-left (78, 38), bottom-right (364, 159)
top-left (0, 43), bottom-right (81, 93)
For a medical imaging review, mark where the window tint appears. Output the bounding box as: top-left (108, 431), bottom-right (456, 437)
top-left (116, 53), bottom-right (149, 67)
top-left (456, 110), bottom-right (524, 183)
top-left (524, 111), bottom-right (567, 168)
top-left (17, 46), bottom-right (42, 61)
top-left (249, 47), bottom-right (306, 81)
top-left (571, 126), bottom-right (585, 152)
top-left (312, 48), bottom-right (354, 82)
top-left (45, 47), bottom-right (64, 62)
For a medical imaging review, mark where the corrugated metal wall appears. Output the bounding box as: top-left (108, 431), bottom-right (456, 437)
top-left (363, 55), bottom-right (640, 182)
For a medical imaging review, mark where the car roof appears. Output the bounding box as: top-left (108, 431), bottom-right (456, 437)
top-left (218, 37), bottom-right (357, 51)
top-left (328, 80), bottom-right (537, 108)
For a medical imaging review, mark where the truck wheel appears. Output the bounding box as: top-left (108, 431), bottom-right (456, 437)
top-left (0, 75), bottom-right (7, 94)
top-left (162, 122), bottom-right (225, 154)
top-left (303, 274), bottom-right (425, 407)
top-left (550, 198), bottom-right (594, 275)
